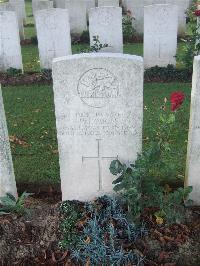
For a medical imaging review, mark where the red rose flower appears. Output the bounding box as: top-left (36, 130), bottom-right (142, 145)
top-left (194, 10), bottom-right (200, 17)
top-left (170, 92), bottom-right (185, 112)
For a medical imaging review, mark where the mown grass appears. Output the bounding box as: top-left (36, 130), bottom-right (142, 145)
top-left (2, 83), bottom-right (191, 186)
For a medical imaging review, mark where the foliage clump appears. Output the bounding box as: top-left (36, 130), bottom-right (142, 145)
top-left (6, 68), bottom-right (22, 77)
top-left (177, 0), bottom-right (200, 70)
top-left (59, 196), bottom-right (147, 265)
top-left (122, 10), bottom-right (136, 43)
top-left (0, 192), bottom-right (33, 216)
top-left (110, 93), bottom-right (192, 225)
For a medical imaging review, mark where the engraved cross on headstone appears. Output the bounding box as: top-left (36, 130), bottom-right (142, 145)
top-left (82, 139), bottom-right (118, 192)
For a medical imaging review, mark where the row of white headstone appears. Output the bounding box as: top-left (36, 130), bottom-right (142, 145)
top-left (32, 0), bottom-right (191, 36)
top-left (32, 0), bottom-right (120, 35)
top-left (0, 4), bottom-right (188, 72)
top-left (0, 52), bottom-right (200, 205)
top-left (0, 0), bottom-right (192, 40)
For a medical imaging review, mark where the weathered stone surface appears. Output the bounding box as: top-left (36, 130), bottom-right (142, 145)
top-left (35, 8), bottom-right (71, 69)
top-left (52, 53), bottom-right (143, 201)
top-left (0, 86), bottom-right (17, 199)
top-left (86, 0), bottom-right (95, 19)
top-left (0, 11), bottom-right (23, 72)
top-left (144, 0), bottom-right (189, 36)
top-left (144, 4), bottom-right (178, 68)
top-left (0, 1), bottom-right (24, 39)
top-left (32, 0), bottom-right (53, 15)
top-left (186, 55), bottom-right (200, 206)
top-left (89, 7), bottom-right (123, 53)
top-left (98, 0), bottom-right (119, 7)
top-left (53, 0), bottom-right (66, 8)
top-left (65, 0), bottom-right (87, 35)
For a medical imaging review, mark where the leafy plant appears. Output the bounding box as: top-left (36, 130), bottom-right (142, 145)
top-left (30, 36), bottom-right (38, 45)
top-left (176, 0), bottom-right (200, 70)
top-left (40, 68), bottom-right (52, 81)
top-left (0, 192), bottom-right (33, 216)
top-left (82, 35), bottom-right (108, 53)
top-left (59, 201), bottom-right (81, 249)
top-left (6, 68), bottom-right (22, 77)
top-left (80, 30), bottom-right (90, 44)
top-left (110, 95), bottom-right (193, 224)
top-left (122, 11), bottom-right (136, 43)
top-left (144, 65), bottom-right (192, 82)
top-left (59, 196), bottom-right (147, 264)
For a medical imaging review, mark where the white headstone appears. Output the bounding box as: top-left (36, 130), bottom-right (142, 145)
top-left (86, 0), bottom-right (95, 19)
top-left (0, 2), bottom-right (13, 11)
top-left (89, 7), bottom-right (123, 53)
top-left (98, 0), bottom-right (119, 7)
top-left (9, 0), bottom-right (26, 24)
top-left (0, 11), bottom-right (23, 72)
top-left (144, 4), bottom-right (178, 68)
top-left (54, 0), bottom-right (66, 8)
top-left (52, 53), bottom-right (143, 201)
top-left (0, 2), bottom-right (24, 39)
top-left (186, 55), bottom-right (200, 206)
top-left (65, 0), bottom-right (87, 35)
top-left (121, 0), bottom-right (127, 11)
top-left (9, 0), bottom-right (25, 39)
top-left (32, 0), bottom-right (53, 15)
top-left (144, 0), bottom-right (190, 36)
top-left (0, 87), bottom-right (17, 199)
top-left (125, 0), bottom-right (144, 34)
top-left (167, 0), bottom-right (190, 36)
top-left (35, 8), bottom-right (71, 69)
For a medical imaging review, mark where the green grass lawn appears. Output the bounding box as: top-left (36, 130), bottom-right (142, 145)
top-left (2, 83), bottom-right (191, 186)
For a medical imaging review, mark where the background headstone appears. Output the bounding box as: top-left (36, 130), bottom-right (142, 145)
top-left (0, 11), bottom-right (23, 72)
top-left (53, 0), bottom-right (66, 8)
top-left (9, 0), bottom-right (26, 24)
top-left (0, 1), bottom-right (24, 39)
top-left (9, 0), bottom-right (25, 39)
top-left (144, 0), bottom-right (190, 36)
top-left (186, 55), bottom-right (200, 206)
top-left (125, 0), bottom-right (144, 34)
top-left (85, 0), bottom-right (95, 19)
top-left (98, 0), bottom-right (119, 7)
top-left (0, 86), bottom-right (18, 199)
top-left (144, 4), bottom-right (178, 68)
top-left (32, 0), bottom-right (53, 15)
top-left (65, 0), bottom-right (87, 35)
top-left (35, 8), bottom-right (71, 69)
top-left (52, 53), bottom-right (143, 201)
top-left (89, 7), bottom-right (123, 53)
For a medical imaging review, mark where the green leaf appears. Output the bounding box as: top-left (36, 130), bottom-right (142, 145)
top-left (110, 160), bottom-right (125, 175)
top-left (0, 195), bottom-right (16, 207)
top-left (112, 175), bottom-right (123, 185)
top-left (113, 183), bottom-right (124, 192)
